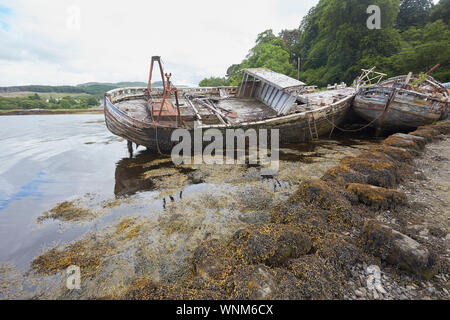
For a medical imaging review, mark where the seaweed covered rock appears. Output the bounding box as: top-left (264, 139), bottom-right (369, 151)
top-left (316, 236), bottom-right (364, 275)
top-left (269, 202), bottom-right (328, 225)
top-left (360, 220), bottom-right (438, 279)
top-left (121, 278), bottom-right (223, 300)
top-left (31, 239), bottom-right (113, 277)
top-left (347, 183), bottom-right (407, 209)
top-left (286, 255), bottom-right (344, 299)
top-left (383, 133), bottom-right (426, 153)
top-left (337, 153), bottom-right (399, 188)
top-left (37, 201), bottom-right (98, 223)
top-left (409, 126), bottom-right (442, 143)
top-left (322, 163), bottom-right (368, 186)
top-left (368, 145), bottom-right (414, 164)
top-left (225, 264), bottom-right (302, 300)
top-left (228, 224), bottom-right (311, 267)
top-left (430, 121), bottom-right (450, 135)
top-left (289, 179), bottom-right (355, 212)
top-left (192, 239), bottom-right (235, 285)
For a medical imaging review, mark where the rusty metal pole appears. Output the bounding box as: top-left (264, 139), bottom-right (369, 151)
top-left (158, 73), bottom-right (171, 119)
top-left (426, 64), bottom-right (440, 75)
top-left (148, 59), bottom-right (154, 93)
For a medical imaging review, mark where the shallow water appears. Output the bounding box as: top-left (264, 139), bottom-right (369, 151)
top-left (0, 114), bottom-right (382, 298)
top-left (0, 114), bottom-right (129, 268)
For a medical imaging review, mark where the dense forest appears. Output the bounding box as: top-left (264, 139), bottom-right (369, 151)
top-left (199, 0), bottom-right (450, 87)
top-left (0, 94), bottom-right (100, 111)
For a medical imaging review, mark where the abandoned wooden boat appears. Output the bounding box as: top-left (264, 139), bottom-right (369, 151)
top-left (353, 70), bottom-right (449, 130)
top-left (104, 56), bottom-right (355, 153)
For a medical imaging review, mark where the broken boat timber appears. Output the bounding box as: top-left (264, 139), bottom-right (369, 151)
top-left (354, 71), bottom-right (449, 130)
top-left (104, 63), bottom-right (355, 153)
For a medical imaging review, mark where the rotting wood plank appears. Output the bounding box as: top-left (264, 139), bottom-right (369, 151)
top-left (193, 98), bottom-right (228, 125)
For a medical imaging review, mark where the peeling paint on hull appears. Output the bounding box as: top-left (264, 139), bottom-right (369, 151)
top-left (354, 86), bottom-right (449, 130)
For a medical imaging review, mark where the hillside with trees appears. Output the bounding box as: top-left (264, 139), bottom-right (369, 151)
top-left (200, 0), bottom-right (450, 87)
top-left (0, 93), bottom-right (100, 111)
top-left (0, 81), bottom-right (147, 111)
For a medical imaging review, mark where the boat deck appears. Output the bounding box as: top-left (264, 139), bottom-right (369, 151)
top-left (216, 98), bottom-right (277, 123)
top-left (115, 96), bottom-right (278, 126)
top-left (113, 88), bottom-right (356, 128)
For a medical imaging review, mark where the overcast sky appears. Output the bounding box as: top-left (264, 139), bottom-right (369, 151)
top-left (0, 0), bottom-right (319, 86)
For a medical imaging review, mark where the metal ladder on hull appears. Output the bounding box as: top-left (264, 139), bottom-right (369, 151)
top-left (307, 115), bottom-right (319, 141)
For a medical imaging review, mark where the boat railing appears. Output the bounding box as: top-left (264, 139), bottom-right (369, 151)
top-left (105, 86), bottom-right (238, 103)
top-left (359, 83), bottom-right (447, 103)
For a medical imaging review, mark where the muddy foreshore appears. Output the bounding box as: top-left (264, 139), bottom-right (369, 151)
top-left (118, 121), bottom-right (450, 300)
top-left (1, 121), bottom-right (449, 300)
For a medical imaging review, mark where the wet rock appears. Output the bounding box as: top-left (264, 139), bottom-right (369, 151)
top-left (237, 186), bottom-right (274, 211)
top-left (228, 223), bottom-right (311, 267)
top-left (347, 183), bottom-right (407, 209)
top-left (360, 220), bottom-right (438, 279)
top-left (188, 170), bottom-right (207, 184)
top-left (383, 134), bottom-right (426, 153)
top-left (238, 211), bottom-right (270, 224)
top-left (355, 289), bottom-right (364, 297)
top-left (428, 226), bottom-right (447, 239)
top-left (430, 121), bottom-right (450, 135)
top-left (409, 127), bottom-right (442, 143)
top-left (225, 264), bottom-right (302, 300)
top-left (366, 265), bottom-right (387, 294)
top-left (286, 255), bottom-right (344, 299)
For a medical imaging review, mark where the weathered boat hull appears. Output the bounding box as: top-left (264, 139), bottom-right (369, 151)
top-left (104, 89), bottom-right (353, 153)
top-left (354, 86), bottom-right (448, 130)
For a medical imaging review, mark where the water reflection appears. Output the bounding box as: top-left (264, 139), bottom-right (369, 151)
top-left (0, 171), bottom-right (50, 210)
top-left (114, 151), bottom-right (159, 197)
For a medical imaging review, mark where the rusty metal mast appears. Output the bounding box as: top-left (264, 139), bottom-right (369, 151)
top-left (147, 56), bottom-right (183, 126)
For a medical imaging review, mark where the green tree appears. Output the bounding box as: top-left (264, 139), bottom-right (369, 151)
top-left (430, 0), bottom-right (450, 24)
top-left (29, 93), bottom-right (41, 100)
top-left (86, 95), bottom-right (99, 106)
top-left (198, 0), bottom-right (450, 88)
top-left (228, 30), bottom-right (297, 85)
top-left (293, 0), bottom-right (401, 86)
top-left (385, 19), bottom-right (450, 80)
top-left (199, 77), bottom-right (230, 87)
top-left (396, 0), bottom-right (433, 29)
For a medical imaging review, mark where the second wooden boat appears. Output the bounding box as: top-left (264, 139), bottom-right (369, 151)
top-left (353, 71), bottom-right (449, 130)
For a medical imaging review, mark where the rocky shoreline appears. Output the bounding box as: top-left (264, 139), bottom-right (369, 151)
top-left (119, 121), bottom-right (450, 300)
top-left (0, 108), bottom-right (103, 116)
top-left (2, 121), bottom-right (448, 300)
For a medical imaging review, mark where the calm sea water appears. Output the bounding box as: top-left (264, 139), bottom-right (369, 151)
top-left (0, 114), bottom-right (134, 268)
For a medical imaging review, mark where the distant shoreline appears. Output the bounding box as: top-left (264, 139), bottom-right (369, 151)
top-left (0, 108), bottom-right (104, 116)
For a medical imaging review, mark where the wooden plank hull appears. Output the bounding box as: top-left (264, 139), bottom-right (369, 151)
top-left (104, 91), bottom-right (353, 153)
top-left (354, 86), bottom-right (448, 130)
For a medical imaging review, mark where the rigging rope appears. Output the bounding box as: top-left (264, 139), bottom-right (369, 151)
top-left (154, 125), bottom-right (171, 157)
top-left (323, 111), bottom-right (384, 133)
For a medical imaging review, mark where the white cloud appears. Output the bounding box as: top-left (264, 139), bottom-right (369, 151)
top-left (0, 0), bottom-right (318, 86)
